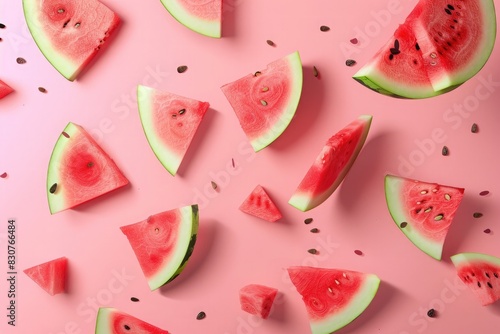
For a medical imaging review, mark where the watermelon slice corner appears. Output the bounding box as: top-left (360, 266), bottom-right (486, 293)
top-left (23, 257), bottom-right (68, 296)
top-left (0, 80), bottom-right (14, 99)
top-left (95, 307), bottom-right (170, 333)
top-left (239, 185), bottom-right (283, 222)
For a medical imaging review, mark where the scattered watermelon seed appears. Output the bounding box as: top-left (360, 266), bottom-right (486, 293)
top-left (394, 39), bottom-right (400, 50)
top-left (49, 183), bottom-right (58, 194)
top-left (130, 297), bottom-right (140, 302)
top-left (1, 172), bottom-right (7, 178)
top-left (310, 228), bottom-right (319, 233)
top-left (442, 146), bottom-right (449, 156)
top-left (486, 273), bottom-right (491, 278)
top-left (434, 214), bottom-right (444, 221)
top-left (354, 249), bottom-right (363, 256)
top-left (473, 212), bottom-right (483, 218)
top-left (427, 309), bottom-right (436, 318)
top-left (345, 59), bottom-right (356, 67)
top-left (389, 54), bottom-right (394, 61)
top-left (266, 39), bottom-right (275, 46)
top-left (260, 100), bottom-right (268, 106)
top-left (444, 193), bottom-right (451, 201)
top-left (16, 57), bottom-right (26, 64)
top-left (479, 190), bottom-right (490, 196)
top-left (124, 324), bottom-right (131, 330)
top-left (211, 181), bottom-right (218, 190)
top-left (400, 222), bottom-right (408, 228)
top-left (447, 4), bottom-right (455, 10)
top-left (471, 123), bottom-right (478, 133)
top-left (494, 273), bottom-right (499, 278)
top-left (415, 43), bottom-right (420, 50)
top-left (487, 282), bottom-right (493, 288)
top-left (350, 38), bottom-right (358, 44)
top-left (231, 158), bottom-right (235, 168)
top-left (38, 87), bottom-right (47, 93)
top-left (478, 282), bottom-right (481, 288)
top-left (0, 23), bottom-right (5, 28)
top-left (196, 311), bottom-right (206, 320)
top-left (307, 248), bottom-right (318, 254)
top-left (62, 131), bottom-right (70, 138)
top-left (320, 25), bottom-right (330, 32)
top-left (179, 108), bottom-right (186, 115)
top-left (177, 65), bottom-right (188, 73)
top-left (484, 228), bottom-right (491, 234)
top-left (445, 8), bottom-right (452, 15)
top-left (313, 66), bottom-right (319, 78)
top-left (304, 218), bottom-right (313, 224)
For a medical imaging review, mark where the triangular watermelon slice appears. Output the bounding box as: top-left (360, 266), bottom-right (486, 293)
top-left (120, 205), bottom-right (199, 290)
top-left (239, 185), bottom-right (282, 222)
top-left (23, 257), bottom-right (68, 296)
top-left (0, 79), bottom-right (14, 99)
top-left (385, 174), bottom-right (465, 260)
top-left (288, 266), bottom-right (380, 334)
top-left (137, 85), bottom-right (209, 176)
top-left (159, 0), bottom-right (222, 38)
top-left (221, 51), bottom-right (303, 152)
top-left (95, 307), bottom-right (170, 333)
top-left (289, 115), bottom-right (372, 211)
top-left (23, 0), bottom-right (121, 81)
top-left (47, 122), bottom-right (129, 214)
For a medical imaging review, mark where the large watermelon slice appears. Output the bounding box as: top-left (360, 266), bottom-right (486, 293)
top-left (221, 51), bottom-right (303, 152)
top-left (288, 266), bottom-right (380, 334)
top-left (0, 80), bottom-right (14, 99)
top-left (95, 307), bottom-right (170, 333)
top-left (23, 0), bottom-right (121, 81)
top-left (239, 284), bottom-right (278, 319)
top-left (451, 252), bottom-right (500, 306)
top-left (137, 85), bottom-right (209, 176)
top-left (47, 122), bottom-right (129, 214)
top-left (159, 0), bottom-right (222, 38)
top-left (120, 205), bottom-right (199, 290)
top-left (385, 175), bottom-right (465, 260)
top-left (239, 185), bottom-right (282, 222)
top-left (289, 115), bottom-right (372, 212)
top-left (353, 0), bottom-right (497, 98)
top-left (23, 257), bottom-right (68, 296)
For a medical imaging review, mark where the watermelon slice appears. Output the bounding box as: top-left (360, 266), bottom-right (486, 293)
top-left (159, 0), bottom-right (222, 38)
top-left (289, 115), bottom-right (372, 212)
top-left (23, 0), bottom-right (121, 81)
top-left (239, 284), bottom-right (278, 319)
top-left (239, 185), bottom-right (282, 222)
top-left (120, 205), bottom-right (199, 290)
top-left (0, 80), bottom-right (14, 99)
top-left (95, 307), bottom-right (170, 333)
top-left (451, 252), bottom-right (500, 306)
top-left (47, 122), bottom-right (128, 214)
top-left (385, 175), bottom-right (465, 260)
top-left (137, 85), bottom-right (209, 176)
top-left (288, 266), bottom-right (380, 334)
top-left (23, 257), bottom-right (68, 296)
top-left (221, 51), bottom-right (303, 152)
top-left (353, 0), bottom-right (497, 98)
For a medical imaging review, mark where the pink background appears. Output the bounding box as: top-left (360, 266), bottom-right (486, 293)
top-left (1, 0), bottom-right (500, 333)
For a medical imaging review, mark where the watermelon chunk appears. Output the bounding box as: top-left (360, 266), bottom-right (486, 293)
top-left (288, 266), bottom-right (380, 334)
top-left (23, 0), bottom-right (121, 81)
top-left (221, 51), bottom-right (303, 152)
top-left (120, 205), bottom-right (199, 290)
top-left (137, 85), bottom-right (209, 176)
top-left (239, 185), bottom-right (282, 222)
top-left (239, 284), bottom-right (278, 319)
top-left (95, 307), bottom-right (170, 333)
top-left (289, 115), bottom-right (372, 211)
top-left (159, 0), bottom-right (222, 38)
top-left (23, 257), bottom-right (68, 295)
top-left (47, 122), bottom-right (129, 214)
top-left (385, 175), bottom-right (465, 260)
top-left (0, 80), bottom-right (14, 99)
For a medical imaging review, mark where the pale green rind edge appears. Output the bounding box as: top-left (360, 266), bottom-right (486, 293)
top-left (288, 115), bottom-right (373, 212)
top-left (95, 307), bottom-right (114, 333)
top-left (450, 252), bottom-right (500, 268)
top-left (384, 174), bottom-right (442, 260)
top-left (159, 0), bottom-right (221, 38)
top-left (310, 275), bottom-right (381, 334)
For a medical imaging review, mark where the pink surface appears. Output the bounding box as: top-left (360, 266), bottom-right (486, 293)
top-left (1, 0), bottom-right (500, 333)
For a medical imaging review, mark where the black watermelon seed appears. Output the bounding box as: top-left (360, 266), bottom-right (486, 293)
top-left (484, 228), bottom-right (491, 234)
top-left (486, 273), bottom-right (491, 278)
top-left (130, 297), bottom-right (139, 302)
top-left (415, 43), bottom-right (420, 51)
top-left (177, 65), bottom-right (188, 73)
top-left (427, 309), bottom-right (436, 318)
top-left (494, 273), bottom-right (499, 278)
top-left (473, 212), bottom-right (483, 218)
top-left (38, 87), bottom-right (47, 93)
top-left (394, 39), bottom-right (400, 50)
top-left (62, 131), bottom-right (70, 138)
top-left (478, 281), bottom-right (482, 288)
top-left (350, 38), bottom-right (358, 44)
top-left (345, 59), bottom-right (356, 67)
top-left (266, 39), bottom-right (275, 46)
top-left (179, 108), bottom-right (186, 115)
top-left (471, 123), bottom-right (479, 133)
top-left (211, 181), bottom-right (218, 190)
top-left (0, 23), bottom-right (5, 28)
top-left (49, 183), bottom-right (58, 194)
top-left (320, 25), bottom-right (330, 32)
top-left (304, 218), bottom-right (313, 224)
top-left (390, 48), bottom-right (400, 55)
top-left (254, 71), bottom-right (262, 77)
top-left (124, 324), bottom-right (131, 330)
top-left (231, 158), bottom-right (235, 168)
top-left (87, 162), bottom-right (94, 168)
top-left (310, 228), bottom-right (319, 233)
top-left (442, 146), bottom-right (449, 156)
top-left (196, 311), bottom-right (206, 320)
top-left (400, 222), bottom-right (408, 228)
top-left (308, 248), bottom-right (318, 254)
top-left (487, 282), bottom-right (493, 288)
top-left (0, 38), bottom-right (2, 42)
top-left (447, 4), bottom-right (455, 10)
top-left (445, 8), bottom-right (452, 15)
top-left (16, 57), bottom-right (26, 64)
top-left (313, 66), bottom-right (319, 78)
top-left (479, 190), bottom-right (490, 196)
top-left (389, 54), bottom-right (394, 60)
top-left (354, 250), bottom-right (363, 256)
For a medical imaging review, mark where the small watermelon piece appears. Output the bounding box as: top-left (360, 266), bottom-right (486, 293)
top-left (23, 0), bottom-right (121, 81)
top-left (221, 51), bottom-right (303, 152)
top-left (160, 0), bottom-right (221, 38)
top-left (95, 307), bottom-right (170, 333)
top-left (289, 115), bottom-right (372, 212)
top-left (137, 85), bottom-right (209, 176)
top-left (239, 284), bottom-right (278, 319)
top-left (120, 205), bottom-right (199, 290)
top-left (0, 80), bottom-right (14, 99)
top-left (239, 185), bottom-right (282, 222)
top-left (451, 252), bottom-right (500, 306)
top-left (47, 122), bottom-right (129, 214)
top-left (288, 266), bottom-right (380, 334)
top-left (23, 257), bottom-right (68, 296)
top-left (385, 175), bottom-right (465, 260)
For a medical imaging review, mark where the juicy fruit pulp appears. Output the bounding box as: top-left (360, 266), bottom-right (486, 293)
top-left (289, 115), bottom-right (372, 211)
top-left (239, 284), bottom-right (278, 319)
top-left (95, 307), bottom-right (170, 333)
top-left (137, 85), bottom-right (209, 176)
top-left (47, 122), bottom-right (129, 214)
top-left (23, 0), bottom-right (120, 81)
top-left (23, 257), bottom-right (68, 295)
top-left (353, 0), bottom-right (497, 98)
top-left (0, 80), bottom-right (14, 99)
top-left (221, 51), bottom-right (303, 152)
top-left (239, 185), bottom-right (282, 222)
top-left (385, 175), bottom-right (465, 260)
top-left (288, 266), bottom-right (380, 334)
top-left (120, 205), bottom-right (199, 290)
top-left (451, 252), bottom-right (500, 306)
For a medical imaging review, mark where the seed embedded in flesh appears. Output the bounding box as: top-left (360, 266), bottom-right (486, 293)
top-left (444, 193), bottom-right (451, 201)
top-left (74, 22), bottom-right (81, 28)
top-left (442, 146), bottom-right (449, 156)
top-left (390, 48), bottom-right (400, 55)
top-left (62, 131), bottom-right (70, 138)
top-left (124, 324), bottom-right (131, 330)
top-left (57, 8), bottom-right (65, 13)
top-left (334, 279), bottom-right (340, 285)
top-left (494, 273), bottom-right (499, 278)
top-left (327, 287), bottom-right (333, 293)
top-left (304, 218), bottom-right (313, 224)
top-left (394, 39), bottom-right (400, 50)
top-left (389, 54), bottom-right (394, 60)
top-left (473, 212), bottom-right (483, 218)
top-left (447, 4), bottom-right (455, 10)
top-left (478, 282), bottom-right (482, 288)
top-left (471, 123), bottom-right (479, 133)
top-left (260, 100), bottom-right (268, 106)
top-left (179, 108), bottom-right (186, 115)
top-left (487, 282), bottom-right (493, 288)
top-left (420, 190), bottom-right (428, 195)
top-left (415, 43), bottom-right (420, 50)
top-left (261, 86), bottom-right (269, 92)
top-left (196, 311), bottom-right (206, 320)
top-left (424, 207), bottom-right (433, 213)
top-left (320, 25), bottom-right (330, 32)
top-left (430, 52), bottom-right (437, 59)
top-left (400, 222), bottom-right (408, 228)
top-left (445, 8), bottom-right (452, 15)
top-left (49, 183), bottom-right (58, 194)
top-left (87, 162), bottom-right (94, 168)
top-left (434, 214), bottom-right (444, 221)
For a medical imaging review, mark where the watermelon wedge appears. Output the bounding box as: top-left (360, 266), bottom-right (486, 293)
top-left (239, 185), bottom-right (282, 222)
top-left (353, 0), bottom-right (497, 98)
top-left (221, 51), bottom-right (303, 152)
top-left (288, 266), bottom-right (380, 334)
top-left (23, 0), bottom-right (121, 81)
top-left (137, 85), bottom-right (209, 176)
top-left (95, 307), bottom-right (170, 333)
top-left (385, 175), bottom-right (465, 260)
top-left (451, 252), bottom-right (500, 306)
top-left (47, 122), bottom-right (129, 214)
top-left (23, 257), bottom-right (68, 296)
top-left (0, 80), bottom-right (14, 99)
top-left (120, 205), bottom-right (199, 290)
top-left (289, 115), bottom-right (372, 212)
top-left (239, 284), bottom-right (278, 319)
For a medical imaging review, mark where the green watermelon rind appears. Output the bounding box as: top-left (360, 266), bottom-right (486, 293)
top-left (95, 307), bottom-right (168, 333)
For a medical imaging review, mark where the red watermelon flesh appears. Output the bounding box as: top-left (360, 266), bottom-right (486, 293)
top-left (23, 257), bottom-right (68, 296)
top-left (23, 0), bottom-right (120, 81)
top-left (239, 284), bottom-right (278, 319)
top-left (239, 185), bottom-right (282, 222)
top-left (95, 307), bottom-right (170, 333)
top-left (0, 80), bottom-right (14, 99)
